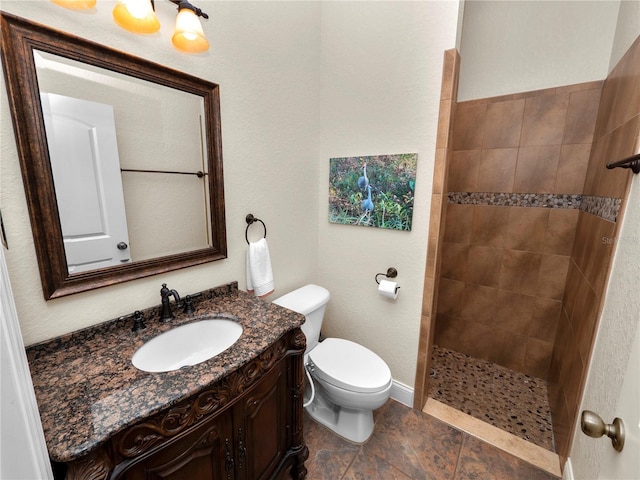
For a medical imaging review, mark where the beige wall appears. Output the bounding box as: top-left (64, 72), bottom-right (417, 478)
top-left (458, 1), bottom-right (620, 101)
top-left (1, 1), bottom-right (463, 391)
top-left (316, 2), bottom-right (461, 387)
top-left (1, 1), bottom-right (322, 344)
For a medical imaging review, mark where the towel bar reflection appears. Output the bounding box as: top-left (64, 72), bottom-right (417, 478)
top-left (245, 214), bottom-right (267, 244)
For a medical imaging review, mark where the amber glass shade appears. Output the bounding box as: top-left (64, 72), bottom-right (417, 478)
top-left (113, 0), bottom-right (160, 34)
top-left (51, 0), bottom-right (96, 9)
top-left (171, 8), bottom-right (209, 53)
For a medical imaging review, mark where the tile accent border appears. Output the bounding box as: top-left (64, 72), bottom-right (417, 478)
top-left (579, 195), bottom-right (621, 222)
top-left (448, 192), bottom-right (621, 221)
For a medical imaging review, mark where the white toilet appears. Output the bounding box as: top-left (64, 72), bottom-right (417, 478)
top-left (273, 284), bottom-right (392, 444)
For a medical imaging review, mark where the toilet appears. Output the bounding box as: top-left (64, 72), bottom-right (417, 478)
top-left (273, 284), bottom-right (392, 444)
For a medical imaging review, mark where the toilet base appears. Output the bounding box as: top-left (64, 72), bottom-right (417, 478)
top-left (304, 386), bottom-right (376, 444)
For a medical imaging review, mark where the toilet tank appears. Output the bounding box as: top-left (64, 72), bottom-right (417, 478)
top-left (272, 284), bottom-right (330, 352)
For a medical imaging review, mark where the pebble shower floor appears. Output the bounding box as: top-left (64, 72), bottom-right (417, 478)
top-left (428, 345), bottom-right (555, 452)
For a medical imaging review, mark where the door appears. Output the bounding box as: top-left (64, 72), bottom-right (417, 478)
top-left (572, 176), bottom-right (640, 479)
top-left (40, 93), bottom-right (131, 273)
top-left (597, 326), bottom-right (640, 479)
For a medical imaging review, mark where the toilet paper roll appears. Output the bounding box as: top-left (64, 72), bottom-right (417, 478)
top-left (378, 279), bottom-right (399, 300)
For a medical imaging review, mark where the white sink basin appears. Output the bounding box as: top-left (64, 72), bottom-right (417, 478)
top-left (132, 318), bottom-right (243, 372)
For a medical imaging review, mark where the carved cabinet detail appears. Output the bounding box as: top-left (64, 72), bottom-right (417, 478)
top-left (61, 329), bottom-right (308, 480)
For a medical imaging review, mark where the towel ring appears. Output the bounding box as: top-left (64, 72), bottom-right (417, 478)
top-left (245, 214), bottom-right (267, 244)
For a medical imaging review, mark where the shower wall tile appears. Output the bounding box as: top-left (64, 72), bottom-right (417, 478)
top-left (524, 337), bottom-right (554, 379)
top-left (514, 145), bottom-right (561, 193)
top-left (544, 209), bottom-right (579, 255)
top-left (536, 255), bottom-right (570, 300)
top-left (437, 79), bottom-right (602, 383)
top-left (466, 245), bottom-right (503, 287)
top-left (494, 290), bottom-right (535, 335)
top-left (477, 148), bottom-right (518, 192)
top-left (452, 103), bottom-right (486, 150)
top-left (432, 149), bottom-right (447, 194)
top-left (461, 284), bottom-right (498, 324)
top-left (416, 49), bottom-right (461, 409)
top-left (483, 99), bottom-right (525, 148)
top-left (521, 92), bottom-right (569, 146)
top-left (504, 207), bottom-right (549, 252)
top-left (549, 36), bottom-right (638, 460)
top-left (498, 250), bottom-right (542, 296)
top-left (443, 203), bottom-right (473, 243)
top-left (449, 150), bottom-right (480, 191)
top-left (471, 205), bottom-right (509, 247)
top-left (563, 88), bottom-right (601, 145)
top-left (555, 144), bottom-right (591, 194)
top-left (529, 298), bottom-right (561, 343)
top-left (595, 115), bottom-right (640, 199)
top-left (440, 242), bottom-right (468, 282)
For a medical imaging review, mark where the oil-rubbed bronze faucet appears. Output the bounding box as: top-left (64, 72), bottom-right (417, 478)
top-left (159, 283), bottom-right (181, 322)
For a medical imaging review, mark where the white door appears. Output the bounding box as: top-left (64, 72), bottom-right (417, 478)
top-left (570, 176), bottom-right (640, 479)
top-left (40, 93), bottom-right (131, 273)
top-left (597, 326), bottom-right (640, 480)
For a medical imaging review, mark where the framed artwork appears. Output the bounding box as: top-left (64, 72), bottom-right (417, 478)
top-left (329, 153), bottom-right (417, 230)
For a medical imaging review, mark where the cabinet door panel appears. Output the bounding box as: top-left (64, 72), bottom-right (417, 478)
top-left (236, 366), bottom-right (287, 480)
top-left (122, 414), bottom-right (232, 480)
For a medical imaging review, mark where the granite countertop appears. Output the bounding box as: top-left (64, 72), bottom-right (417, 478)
top-left (25, 282), bottom-right (305, 463)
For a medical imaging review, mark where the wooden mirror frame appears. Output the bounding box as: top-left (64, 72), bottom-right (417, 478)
top-left (0, 12), bottom-right (227, 300)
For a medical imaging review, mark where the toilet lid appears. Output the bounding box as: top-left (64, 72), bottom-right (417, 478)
top-left (308, 338), bottom-right (392, 393)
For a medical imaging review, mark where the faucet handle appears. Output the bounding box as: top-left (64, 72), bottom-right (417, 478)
top-left (182, 292), bottom-right (203, 314)
top-left (120, 310), bottom-right (147, 332)
top-left (131, 310), bottom-right (147, 332)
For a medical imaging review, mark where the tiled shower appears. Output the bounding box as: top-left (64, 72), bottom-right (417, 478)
top-left (416, 36), bottom-right (639, 462)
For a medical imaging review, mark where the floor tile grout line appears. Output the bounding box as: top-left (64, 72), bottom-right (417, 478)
top-left (451, 428), bottom-right (468, 480)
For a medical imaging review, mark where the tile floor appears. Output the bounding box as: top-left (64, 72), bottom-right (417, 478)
top-left (302, 399), bottom-right (560, 480)
top-left (427, 345), bottom-right (555, 451)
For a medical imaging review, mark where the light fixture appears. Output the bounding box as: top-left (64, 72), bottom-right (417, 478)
top-left (112, 0), bottom-right (160, 34)
top-left (50, 0), bottom-right (210, 54)
top-left (50, 0), bottom-right (96, 9)
top-left (171, 1), bottom-right (209, 53)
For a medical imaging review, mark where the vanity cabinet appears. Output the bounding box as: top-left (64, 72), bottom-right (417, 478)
top-left (61, 329), bottom-right (308, 480)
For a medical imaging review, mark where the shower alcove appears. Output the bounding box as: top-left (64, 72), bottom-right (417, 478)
top-left (415, 39), bottom-right (639, 465)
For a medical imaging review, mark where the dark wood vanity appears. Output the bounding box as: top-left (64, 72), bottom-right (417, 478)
top-left (26, 284), bottom-right (308, 480)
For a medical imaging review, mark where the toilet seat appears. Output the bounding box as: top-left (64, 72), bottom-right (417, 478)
top-left (308, 338), bottom-right (391, 394)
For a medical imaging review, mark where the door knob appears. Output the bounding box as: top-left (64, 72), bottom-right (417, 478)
top-left (580, 410), bottom-right (625, 452)
top-left (117, 242), bottom-right (128, 250)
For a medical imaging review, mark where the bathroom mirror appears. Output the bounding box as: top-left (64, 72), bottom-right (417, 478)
top-left (0, 12), bottom-right (227, 299)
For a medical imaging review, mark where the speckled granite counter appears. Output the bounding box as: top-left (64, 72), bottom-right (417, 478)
top-left (25, 282), bottom-right (305, 464)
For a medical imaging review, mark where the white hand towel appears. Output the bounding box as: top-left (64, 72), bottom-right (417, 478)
top-left (246, 238), bottom-right (275, 297)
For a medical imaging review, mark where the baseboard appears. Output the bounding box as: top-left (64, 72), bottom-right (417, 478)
top-left (562, 458), bottom-right (573, 480)
top-left (390, 380), bottom-right (413, 407)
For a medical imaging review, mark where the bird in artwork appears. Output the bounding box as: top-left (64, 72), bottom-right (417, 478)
top-left (362, 184), bottom-right (374, 213)
top-left (357, 162), bottom-right (369, 191)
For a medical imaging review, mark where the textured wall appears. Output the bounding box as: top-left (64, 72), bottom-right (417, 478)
top-left (458, 1), bottom-right (620, 101)
top-left (316, 2), bottom-right (461, 388)
top-left (1, 1), bottom-right (321, 344)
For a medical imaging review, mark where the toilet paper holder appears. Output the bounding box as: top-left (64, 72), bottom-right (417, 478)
top-left (375, 267), bottom-right (398, 284)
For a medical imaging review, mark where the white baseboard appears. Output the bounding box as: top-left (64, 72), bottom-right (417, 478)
top-left (390, 380), bottom-right (413, 407)
top-left (563, 458), bottom-right (573, 480)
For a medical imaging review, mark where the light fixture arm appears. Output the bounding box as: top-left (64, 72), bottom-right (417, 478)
top-left (171, 0), bottom-right (209, 19)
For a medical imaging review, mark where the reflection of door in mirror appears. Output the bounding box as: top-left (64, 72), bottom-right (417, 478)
top-left (40, 93), bottom-right (132, 274)
top-left (34, 49), bottom-right (212, 264)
